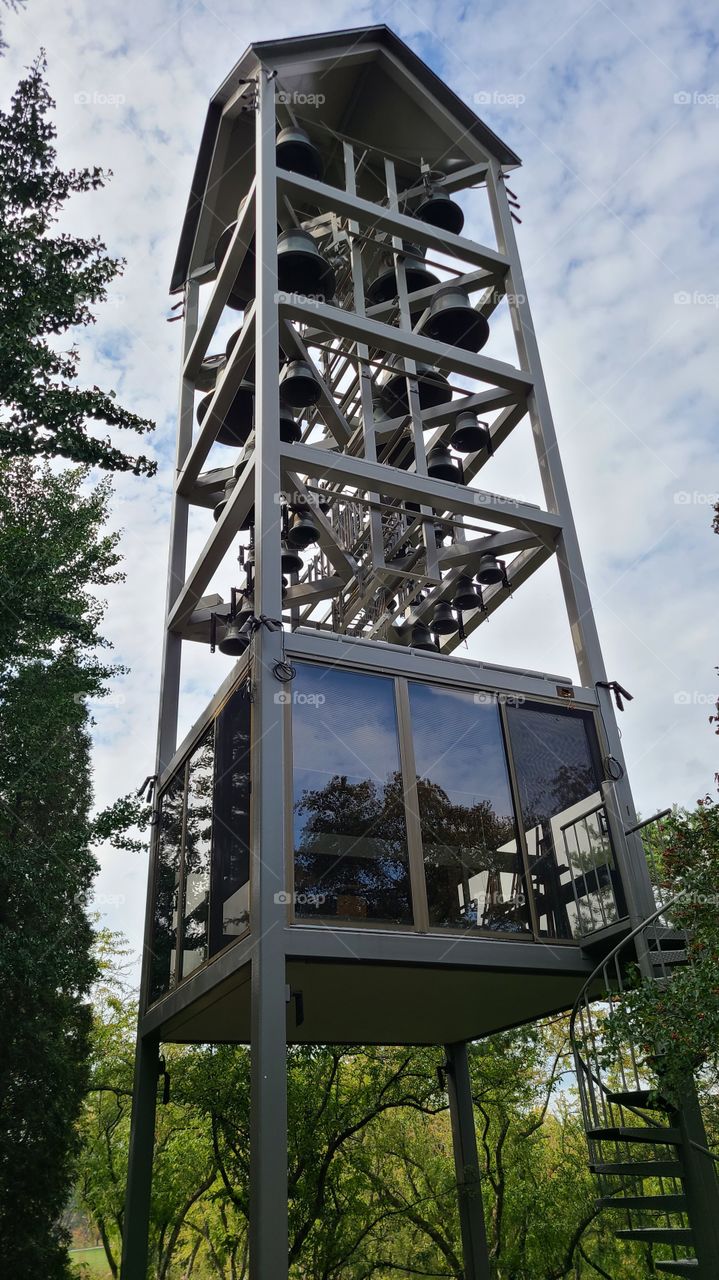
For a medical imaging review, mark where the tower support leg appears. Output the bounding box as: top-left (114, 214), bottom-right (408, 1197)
top-left (675, 1077), bottom-right (719, 1276)
top-left (444, 1041), bottom-right (491, 1280)
top-left (120, 1030), bottom-right (159, 1279)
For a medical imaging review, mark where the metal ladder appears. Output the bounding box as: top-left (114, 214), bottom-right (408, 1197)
top-left (569, 899), bottom-right (705, 1276)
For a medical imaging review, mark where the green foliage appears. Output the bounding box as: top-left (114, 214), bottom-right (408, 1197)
top-left (0, 54), bottom-right (155, 474)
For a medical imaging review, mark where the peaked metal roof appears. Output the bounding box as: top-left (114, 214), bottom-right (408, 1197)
top-left (170, 24), bottom-right (521, 292)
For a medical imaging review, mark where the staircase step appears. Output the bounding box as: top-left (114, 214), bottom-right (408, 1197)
top-left (587, 1126), bottom-right (680, 1144)
top-left (590, 1160), bottom-right (682, 1177)
top-left (651, 950), bottom-right (688, 965)
top-left (601, 1194), bottom-right (687, 1212)
top-left (655, 1263), bottom-right (698, 1276)
top-left (616, 1227), bottom-right (693, 1245)
top-left (606, 1089), bottom-right (674, 1111)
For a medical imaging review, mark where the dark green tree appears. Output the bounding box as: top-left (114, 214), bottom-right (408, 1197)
top-left (0, 53), bottom-right (155, 474)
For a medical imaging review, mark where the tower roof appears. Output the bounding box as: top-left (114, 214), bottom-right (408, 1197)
top-left (170, 24), bottom-right (521, 292)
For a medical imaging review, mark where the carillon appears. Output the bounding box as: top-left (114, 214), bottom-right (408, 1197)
top-left (422, 284), bottom-right (489, 352)
top-left (276, 228), bottom-right (336, 300)
top-left (275, 124), bottom-right (323, 179)
top-left (413, 182), bottom-right (465, 235)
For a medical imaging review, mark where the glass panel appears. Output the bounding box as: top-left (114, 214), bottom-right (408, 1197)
top-left (180, 728), bottom-right (214, 979)
top-left (409, 684), bottom-right (530, 933)
top-left (292, 663), bottom-right (412, 924)
top-left (505, 702), bottom-right (624, 938)
top-left (149, 771), bottom-right (184, 1002)
top-left (210, 686), bottom-right (251, 953)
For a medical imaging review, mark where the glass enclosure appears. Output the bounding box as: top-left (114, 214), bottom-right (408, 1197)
top-left (148, 661), bottom-right (628, 1005)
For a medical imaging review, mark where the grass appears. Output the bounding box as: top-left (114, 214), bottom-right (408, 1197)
top-left (69, 1246), bottom-right (112, 1277)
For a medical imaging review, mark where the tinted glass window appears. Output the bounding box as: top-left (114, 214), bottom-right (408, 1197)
top-left (180, 728), bottom-right (214, 978)
top-left (409, 684), bottom-right (529, 933)
top-left (505, 702), bottom-right (624, 937)
top-left (210, 686), bottom-right (251, 952)
top-left (292, 663), bottom-right (412, 924)
top-left (149, 771), bottom-right (184, 1002)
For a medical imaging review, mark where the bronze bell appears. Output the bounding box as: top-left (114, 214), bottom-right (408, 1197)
top-left (451, 412), bottom-right (491, 454)
top-left (422, 285), bottom-right (489, 353)
top-left (427, 444), bottom-right (463, 484)
top-left (276, 125), bottom-right (323, 180)
top-left (377, 356), bottom-right (451, 417)
top-left (218, 614), bottom-right (251, 657)
top-left (279, 401), bottom-right (302, 444)
top-left (431, 601), bottom-right (459, 634)
top-left (197, 384), bottom-right (254, 448)
top-left (195, 352), bottom-right (226, 393)
top-left (478, 553), bottom-right (504, 585)
top-left (286, 510), bottom-right (319, 550)
top-left (279, 359), bottom-right (322, 408)
top-left (281, 541), bottom-right (303, 575)
top-left (366, 242), bottom-right (439, 314)
top-left (213, 220), bottom-right (256, 310)
top-left (277, 228), bottom-right (335, 301)
top-left (452, 575), bottom-right (483, 611)
top-left (409, 620), bottom-right (437, 651)
top-left (413, 185), bottom-right (465, 235)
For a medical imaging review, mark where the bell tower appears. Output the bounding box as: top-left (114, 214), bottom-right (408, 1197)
top-left (120, 25), bottom-right (717, 1280)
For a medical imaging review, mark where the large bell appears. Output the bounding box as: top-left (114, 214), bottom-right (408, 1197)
top-left (279, 359), bottom-right (322, 408)
top-left (195, 352), bottom-right (226, 393)
top-left (422, 285), bottom-right (489, 352)
top-left (377, 357), bottom-right (451, 417)
top-left (281, 541), bottom-right (304, 574)
top-left (427, 443), bottom-right (463, 484)
top-left (286, 510), bottom-right (319, 550)
top-left (197, 384), bottom-right (254, 448)
top-left (213, 221), bottom-right (256, 310)
top-left (451, 412), bottom-right (491, 454)
top-left (477, 553), bottom-right (504, 586)
top-left (277, 229), bottom-right (335, 301)
top-left (431, 601), bottom-right (459, 635)
top-left (409, 620), bottom-right (437, 651)
top-left (413, 186), bottom-right (465, 235)
top-left (366, 242), bottom-right (439, 313)
top-left (280, 400), bottom-right (302, 444)
top-left (452, 575), bottom-right (483, 611)
top-left (276, 125), bottom-right (323, 180)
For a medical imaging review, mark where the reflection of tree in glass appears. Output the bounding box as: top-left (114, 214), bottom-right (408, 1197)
top-left (213, 693), bottom-right (251, 943)
top-left (294, 771), bottom-right (411, 922)
top-left (182, 729), bottom-right (214, 966)
top-left (150, 772), bottom-right (184, 1001)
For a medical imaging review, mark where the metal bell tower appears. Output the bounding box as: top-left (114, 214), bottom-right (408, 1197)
top-left (120, 26), bottom-right (719, 1279)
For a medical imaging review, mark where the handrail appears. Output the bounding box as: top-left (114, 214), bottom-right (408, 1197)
top-left (624, 808), bottom-right (672, 837)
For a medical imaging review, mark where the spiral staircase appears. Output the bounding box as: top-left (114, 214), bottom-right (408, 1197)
top-left (570, 893), bottom-right (719, 1277)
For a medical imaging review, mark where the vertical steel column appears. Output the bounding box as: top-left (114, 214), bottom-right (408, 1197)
top-left (445, 1042), bottom-right (491, 1280)
top-left (119, 1033), bottom-right (159, 1278)
top-left (485, 161), bottom-right (655, 924)
top-left (675, 1082), bottom-right (719, 1275)
top-left (248, 66), bottom-right (289, 1280)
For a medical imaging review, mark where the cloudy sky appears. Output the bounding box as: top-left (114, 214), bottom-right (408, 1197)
top-left (3, 0), bottom-right (717, 966)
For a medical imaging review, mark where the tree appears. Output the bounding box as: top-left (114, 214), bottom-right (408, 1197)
top-left (0, 54), bottom-right (155, 474)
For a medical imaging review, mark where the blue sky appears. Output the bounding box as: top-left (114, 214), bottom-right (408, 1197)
top-left (3, 0), bottom-right (718, 965)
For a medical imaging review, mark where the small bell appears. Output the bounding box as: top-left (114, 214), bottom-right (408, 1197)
top-left (413, 186), bottom-right (465, 235)
top-left (477, 553), bottom-right (504, 585)
top-left (427, 444), bottom-right (463, 484)
top-left (277, 228), bottom-right (335, 301)
top-left (276, 125), bottom-right (323, 180)
top-left (218, 609), bottom-right (252, 657)
top-left (281, 541), bottom-right (304, 575)
top-left (422, 285), bottom-right (489, 353)
top-left (213, 219), bottom-right (256, 310)
top-left (279, 401), bottom-right (302, 444)
top-left (450, 413), bottom-right (491, 454)
top-left (377, 356), bottom-right (451, 417)
top-left (279, 359), bottom-right (322, 408)
top-left (409, 621), bottom-right (437, 651)
top-left (431, 601), bottom-right (459, 635)
top-left (286, 511), bottom-right (319, 550)
top-left (452, 575), bottom-right (483, 612)
top-left (366, 242), bottom-right (440, 314)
